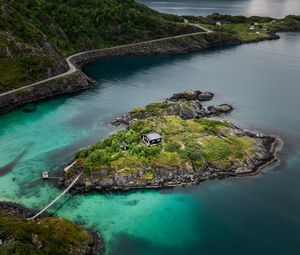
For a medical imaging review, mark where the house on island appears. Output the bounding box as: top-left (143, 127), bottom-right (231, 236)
top-left (142, 132), bottom-right (162, 147)
top-left (216, 21), bottom-right (222, 26)
top-left (249, 25), bottom-right (255, 30)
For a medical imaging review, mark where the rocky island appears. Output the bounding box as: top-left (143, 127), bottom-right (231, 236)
top-left (64, 90), bottom-right (280, 193)
top-left (0, 202), bottom-right (104, 255)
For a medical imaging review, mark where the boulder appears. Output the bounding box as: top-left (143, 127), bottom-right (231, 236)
top-left (100, 178), bottom-right (113, 187)
top-left (178, 101), bottom-right (205, 119)
top-left (207, 104), bottom-right (233, 115)
top-left (197, 91), bottom-right (214, 101)
top-left (169, 90), bottom-right (214, 102)
top-left (169, 89), bottom-right (202, 101)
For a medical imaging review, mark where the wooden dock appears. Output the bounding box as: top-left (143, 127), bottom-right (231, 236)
top-left (29, 171), bottom-right (83, 220)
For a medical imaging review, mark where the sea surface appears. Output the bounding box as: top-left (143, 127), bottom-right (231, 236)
top-left (1, 1), bottom-right (300, 255)
top-left (139, 0), bottom-right (300, 18)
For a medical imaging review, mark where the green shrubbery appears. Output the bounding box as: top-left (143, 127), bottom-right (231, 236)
top-left (129, 102), bottom-right (174, 119)
top-left (0, 211), bottom-right (91, 255)
top-left (76, 116), bottom-right (256, 176)
top-left (0, 0), bottom-right (197, 92)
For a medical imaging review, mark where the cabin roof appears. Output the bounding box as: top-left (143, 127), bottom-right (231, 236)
top-left (143, 132), bottom-right (161, 141)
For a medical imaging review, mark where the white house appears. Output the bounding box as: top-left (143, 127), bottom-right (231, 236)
top-left (142, 132), bottom-right (162, 146)
top-left (216, 21), bottom-right (222, 26)
top-left (249, 25), bottom-right (255, 30)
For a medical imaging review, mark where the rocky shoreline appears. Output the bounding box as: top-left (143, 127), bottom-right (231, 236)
top-left (0, 202), bottom-right (104, 255)
top-left (63, 90), bottom-right (281, 194)
top-left (67, 134), bottom-right (280, 193)
top-left (0, 71), bottom-right (95, 115)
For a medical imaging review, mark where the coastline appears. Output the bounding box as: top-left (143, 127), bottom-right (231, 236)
top-left (0, 30), bottom-right (279, 115)
top-left (64, 133), bottom-right (281, 194)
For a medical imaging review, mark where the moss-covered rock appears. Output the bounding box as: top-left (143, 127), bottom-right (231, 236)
top-left (111, 90), bottom-right (232, 126)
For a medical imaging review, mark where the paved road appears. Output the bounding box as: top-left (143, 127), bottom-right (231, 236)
top-left (0, 23), bottom-right (212, 98)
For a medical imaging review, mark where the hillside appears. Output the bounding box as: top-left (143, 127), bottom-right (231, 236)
top-left (0, 203), bottom-right (103, 255)
top-left (0, 0), bottom-right (199, 93)
top-left (0, 1), bottom-right (299, 99)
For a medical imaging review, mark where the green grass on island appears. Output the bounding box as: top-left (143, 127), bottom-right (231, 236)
top-left (74, 116), bottom-right (256, 180)
top-left (129, 101), bottom-right (178, 119)
top-left (0, 209), bottom-right (93, 255)
top-left (191, 14), bottom-right (300, 41)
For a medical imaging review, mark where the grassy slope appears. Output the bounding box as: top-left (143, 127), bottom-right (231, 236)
top-left (185, 13), bottom-right (300, 41)
top-left (0, 0), bottom-right (195, 93)
top-left (74, 116), bottom-right (255, 181)
top-left (0, 210), bottom-right (93, 255)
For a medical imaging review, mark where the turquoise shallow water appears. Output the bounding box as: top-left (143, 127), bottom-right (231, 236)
top-left (1, 32), bottom-right (300, 255)
top-left (1, 2), bottom-right (300, 254)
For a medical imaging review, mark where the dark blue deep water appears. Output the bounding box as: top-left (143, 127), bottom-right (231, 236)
top-left (0, 1), bottom-right (300, 254)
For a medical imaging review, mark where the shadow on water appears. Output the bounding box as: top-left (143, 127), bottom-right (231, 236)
top-left (0, 142), bottom-right (34, 177)
top-left (46, 130), bottom-right (107, 164)
top-left (51, 195), bottom-right (79, 216)
top-left (22, 104), bottom-right (37, 113)
top-left (83, 45), bottom-right (239, 81)
top-left (108, 232), bottom-right (203, 255)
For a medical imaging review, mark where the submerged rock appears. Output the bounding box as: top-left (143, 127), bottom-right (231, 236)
top-left (22, 104), bottom-right (37, 113)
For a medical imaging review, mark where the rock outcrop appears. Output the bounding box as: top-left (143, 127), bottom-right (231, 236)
top-left (169, 90), bottom-right (214, 101)
top-left (111, 90), bottom-right (233, 126)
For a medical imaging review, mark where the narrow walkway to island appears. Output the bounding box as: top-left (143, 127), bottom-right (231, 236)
top-left (29, 171), bottom-right (83, 220)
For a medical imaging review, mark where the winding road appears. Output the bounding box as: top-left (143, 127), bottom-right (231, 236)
top-left (0, 23), bottom-right (212, 98)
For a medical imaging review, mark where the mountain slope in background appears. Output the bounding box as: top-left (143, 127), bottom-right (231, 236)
top-left (0, 0), bottom-right (199, 93)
